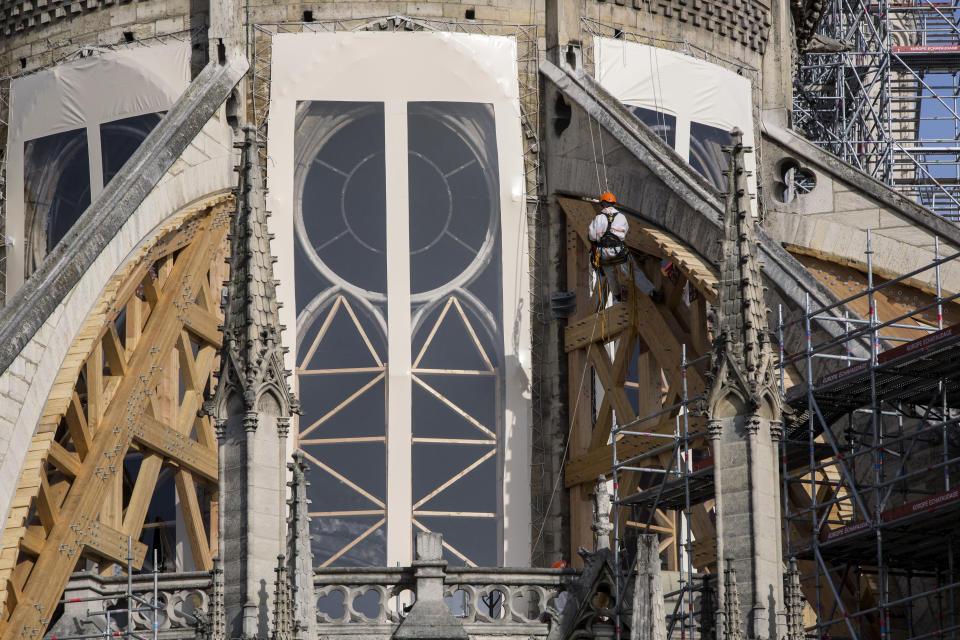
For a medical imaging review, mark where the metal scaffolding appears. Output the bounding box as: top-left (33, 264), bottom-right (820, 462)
top-left (777, 231), bottom-right (960, 639)
top-left (612, 344), bottom-right (712, 639)
top-left (794, 0), bottom-right (960, 220)
top-left (49, 539), bottom-right (162, 640)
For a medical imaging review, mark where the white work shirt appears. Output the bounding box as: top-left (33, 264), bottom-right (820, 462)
top-left (588, 206), bottom-right (628, 260)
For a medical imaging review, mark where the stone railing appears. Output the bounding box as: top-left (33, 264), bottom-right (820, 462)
top-left (45, 570), bottom-right (211, 640)
top-left (46, 557), bottom-right (579, 640)
top-left (313, 565), bottom-right (580, 640)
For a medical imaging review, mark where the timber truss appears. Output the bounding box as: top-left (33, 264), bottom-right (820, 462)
top-left (557, 196), bottom-right (718, 570)
top-left (0, 195), bottom-right (233, 640)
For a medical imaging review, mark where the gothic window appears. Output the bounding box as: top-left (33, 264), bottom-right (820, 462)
top-left (294, 100), bottom-right (505, 567)
top-left (100, 112), bottom-right (164, 185)
top-left (408, 102), bottom-right (502, 567)
top-left (22, 112), bottom-right (164, 277)
top-left (632, 106), bottom-right (677, 148)
top-left (23, 128), bottom-right (90, 275)
top-left (689, 121), bottom-right (732, 191)
top-left (295, 101), bottom-right (389, 566)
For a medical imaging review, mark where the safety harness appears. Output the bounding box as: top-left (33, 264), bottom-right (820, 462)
top-left (593, 209), bottom-right (628, 267)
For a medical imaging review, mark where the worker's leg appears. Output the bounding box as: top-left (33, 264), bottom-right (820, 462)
top-left (603, 265), bottom-right (622, 303)
top-left (620, 256), bottom-right (665, 303)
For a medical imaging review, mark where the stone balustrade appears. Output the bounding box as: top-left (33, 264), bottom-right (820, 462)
top-left (46, 564), bottom-right (580, 640)
top-left (45, 570), bottom-right (212, 640)
top-left (312, 564), bottom-right (580, 640)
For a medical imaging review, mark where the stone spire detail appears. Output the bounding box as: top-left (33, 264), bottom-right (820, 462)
top-left (723, 562), bottom-right (745, 640)
top-left (209, 556), bottom-right (226, 640)
top-left (271, 555), bottom-right (293, 640)
top-left (705, 127), bottom-right (782, 423)
top-left (287, 452), bottom-right (317, 640)
top-left (211, 124), bottom-right (297, 416)
top-left (207, 125), bottom-right (297, 639)
top-left (704, 129), bottom-right (786, 639)
top-left (785, 558), bottom-right (805, 640)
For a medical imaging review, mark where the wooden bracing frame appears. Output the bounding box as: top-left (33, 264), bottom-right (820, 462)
top-left (558, 196), bottom-right (718, 568)
top-left (0, 196), bottom-right (233, 640)
top-left (560, 197), bottom-right (960, 631)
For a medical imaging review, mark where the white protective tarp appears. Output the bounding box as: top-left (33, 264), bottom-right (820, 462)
top-left (4, 41), bottom-right (190, 292)
top-left (595, 37), bottom-right (758, 211)
top-left (268, 31), bottom-right (531, 567)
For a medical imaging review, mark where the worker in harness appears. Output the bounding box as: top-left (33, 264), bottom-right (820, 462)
top-left (588, 192), bottom-right (659, 309)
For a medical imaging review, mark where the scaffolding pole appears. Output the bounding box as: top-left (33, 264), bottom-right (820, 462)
top-left (777, 234), bottom-right (960, 639)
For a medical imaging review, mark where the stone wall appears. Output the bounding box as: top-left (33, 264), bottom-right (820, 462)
top-left (1, 0), bottom-right (781, 81)
top-left (0, 0), bottom-right (197, 76)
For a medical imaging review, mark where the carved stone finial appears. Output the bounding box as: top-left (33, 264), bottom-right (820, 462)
top-left (785, 558), bottom-right (805, 640)
top-left (271, 554), bottom-right (293, 640)
top-left (209, 557), bottom-right (225, 640)
top-left (704, 129), bottom-right (783, 423)
top-left (393, 533), bottom-right (468, 640)
top-left (589, 475), bottom-right (613, 551)
top-left (723, 560), bottom-right (745, 640)
top-left (287, 452), bottom-right (316, 640)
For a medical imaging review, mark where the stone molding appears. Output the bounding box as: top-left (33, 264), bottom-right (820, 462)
top-left (627, 0), bottom-right (771, 53)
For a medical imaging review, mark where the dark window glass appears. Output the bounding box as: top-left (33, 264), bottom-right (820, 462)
top-left (311, 515), bottom-right (387, 567)
top-left (632, 106), bottom-right (676, 148)
top-left (407, 102), bottom-right (500, 297)
top-left (100, 112), bottom-right (164, 185)
top-left (689, 122), bottom-right (732, 191)
top-left (408, 102), bottom-right (503, 567)
top-left (23, 128), bottom-right (90, 273)
top-left (294, 101), bottom-right (389, 567)
top-left (296, 101), bottom-right (387, 296)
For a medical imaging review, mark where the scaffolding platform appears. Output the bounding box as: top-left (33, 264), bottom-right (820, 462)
top-left (793, 488), bottom-right (960, 568)
top-left (786, 324), bottom-right (960, 434)
top-left (619, 440), bottom-right (836, 511)
top-left (619, 460), bottom-right (715, 511)
top-left (891, 45), bottom-right (960, 70)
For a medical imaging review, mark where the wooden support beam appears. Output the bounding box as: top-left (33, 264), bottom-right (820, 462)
top-left (86, 345), bottom-right (105, 430)
top-left (565, 223), bottom-right (596, 567)
top-left (173, 470), bottom-right (213, 571)
top-left (587, 331), bottom-right (639, 450)
top-left (565, 422), bottom-right (706, 487)
top-left (103, 326), bottom-right (128, 378)
top-left (1, 207), bottom-right (230, 640)
top-left (82, 522), bottom-right (147, 569)
top-left (20, 529), bottom-right (44, 557)
top-left (47, 443), bottom-right (80, 478)
top-left (122, 455), bottom-right (163, 536)
top-left (35, 475), bottom-right (59, 535)
top-left (64, 394), bottom-right (92, 460)
top-left (182, 305), bottom-right (222, 348)
top-left (563, 302), bottom-right (632, 352)
top-left (177, 331), bottom-right (201, 392)
top-left (634, 290), bottom-right (707, 394)
top-left (134, 416), bottom-right (217, 484)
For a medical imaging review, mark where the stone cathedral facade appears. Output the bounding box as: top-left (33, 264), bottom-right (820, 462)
top-left (2, 0), bottom-right (960, 637)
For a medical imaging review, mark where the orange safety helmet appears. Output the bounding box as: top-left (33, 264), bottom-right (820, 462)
top-left (600, 191), bottom-right (616, 204)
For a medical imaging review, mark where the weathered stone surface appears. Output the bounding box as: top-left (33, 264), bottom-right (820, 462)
top-left (209, 126), bottom-right (297, 640)
top-left (393, 533), bottom-right (468, 640)
top-left (706, 132), bottom-right (784, 640)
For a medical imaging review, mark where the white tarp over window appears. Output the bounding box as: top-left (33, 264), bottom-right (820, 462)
top-left (4, 42), bottom-right (190, 292)
top-left (595, 38), bottom-right (758, 210)
top-left (268, 31), bottom-right (531, 569)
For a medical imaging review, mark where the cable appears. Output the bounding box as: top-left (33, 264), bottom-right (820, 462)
top-left (531, 298), bottom-right (604, 557)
